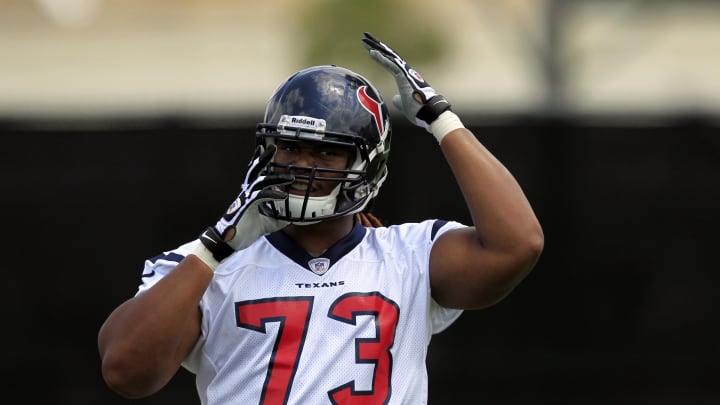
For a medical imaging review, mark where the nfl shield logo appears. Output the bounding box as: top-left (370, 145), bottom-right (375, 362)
top-left (308, 258), bottom-right (331, 275)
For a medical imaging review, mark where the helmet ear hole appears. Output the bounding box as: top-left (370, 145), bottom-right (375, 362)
top-left (367, 154), bottom-right (388, 185)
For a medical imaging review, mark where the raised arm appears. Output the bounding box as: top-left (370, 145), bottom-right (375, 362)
top-left (362, 32), bottom-right (544, 309)
top-left (98, 144), bottom-right (293, 397)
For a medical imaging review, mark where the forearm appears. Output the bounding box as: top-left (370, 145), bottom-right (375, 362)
top-left (440, 127), bottom-right (544, 255)
top-left (98, 254), bottom-right (213, 397)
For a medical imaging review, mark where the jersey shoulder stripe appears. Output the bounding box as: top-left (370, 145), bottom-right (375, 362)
top-left (148, 252), bottom-right (185, 265)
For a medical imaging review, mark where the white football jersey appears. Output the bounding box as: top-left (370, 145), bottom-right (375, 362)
top-left (138, 219), bottom-right (465, 405)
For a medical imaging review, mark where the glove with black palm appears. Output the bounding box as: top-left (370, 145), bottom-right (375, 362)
top-left (193, 144), bottom-right (293, 269)
top-left (361, 32), bottom-right (464, 143)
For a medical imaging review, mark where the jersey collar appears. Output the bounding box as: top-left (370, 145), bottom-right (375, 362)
top-left (265, 221), bottom-right (367, 273)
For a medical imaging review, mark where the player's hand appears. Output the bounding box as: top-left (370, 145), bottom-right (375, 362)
top-left (199, 144), bottom-right (294, 263)
top-left (361, 32), bottom-right (452, 131)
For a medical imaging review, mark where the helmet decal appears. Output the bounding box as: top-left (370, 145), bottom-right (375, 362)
top-left (357, 86), bottom-right (385, 141)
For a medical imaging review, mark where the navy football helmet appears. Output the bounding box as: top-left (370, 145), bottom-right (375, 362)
top-left (256, 65), bottom-right (392, 224)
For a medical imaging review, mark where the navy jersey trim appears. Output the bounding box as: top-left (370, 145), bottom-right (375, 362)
top-left (265, 221), bottom-right (367, 272)
top-left (148, 252), bottom-right (185, 265)
top-left (430, 220), bottom-right (450, 241)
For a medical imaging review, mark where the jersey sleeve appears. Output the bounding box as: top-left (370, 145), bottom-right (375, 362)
top-left (426, 220), bottom-right (466, 334)
top-left (135, 240), bottom-right (196, 296)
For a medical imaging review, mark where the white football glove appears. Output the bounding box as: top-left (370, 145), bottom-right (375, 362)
top-left (361, 32), bottom-right (452, 130)
top-left (197, 144), bottom-right (293, 266)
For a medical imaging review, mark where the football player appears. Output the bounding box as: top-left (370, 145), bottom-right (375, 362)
top-left (98, 32), bottom-right (544, 404)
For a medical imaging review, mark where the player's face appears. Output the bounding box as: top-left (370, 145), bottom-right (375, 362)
top-left (273, 139), bottom-right (353, 197)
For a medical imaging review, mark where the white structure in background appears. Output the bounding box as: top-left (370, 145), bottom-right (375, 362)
top-left (33, 0), bottom-right (100, 27)
top-left (0, 0), bottom-right (718, 121)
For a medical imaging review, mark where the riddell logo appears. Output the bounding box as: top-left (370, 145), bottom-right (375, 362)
top-left (291, 117), bottom-right (316, 126)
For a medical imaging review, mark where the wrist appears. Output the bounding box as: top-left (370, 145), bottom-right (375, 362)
top-left (199, 226), bottom-right (235, 263)
top-left (189, 239), bottom-right (220, 271)
top-left (430, 111), bottom-right (465, 144)
top-left (416, 95), bottom-right (451, 126)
